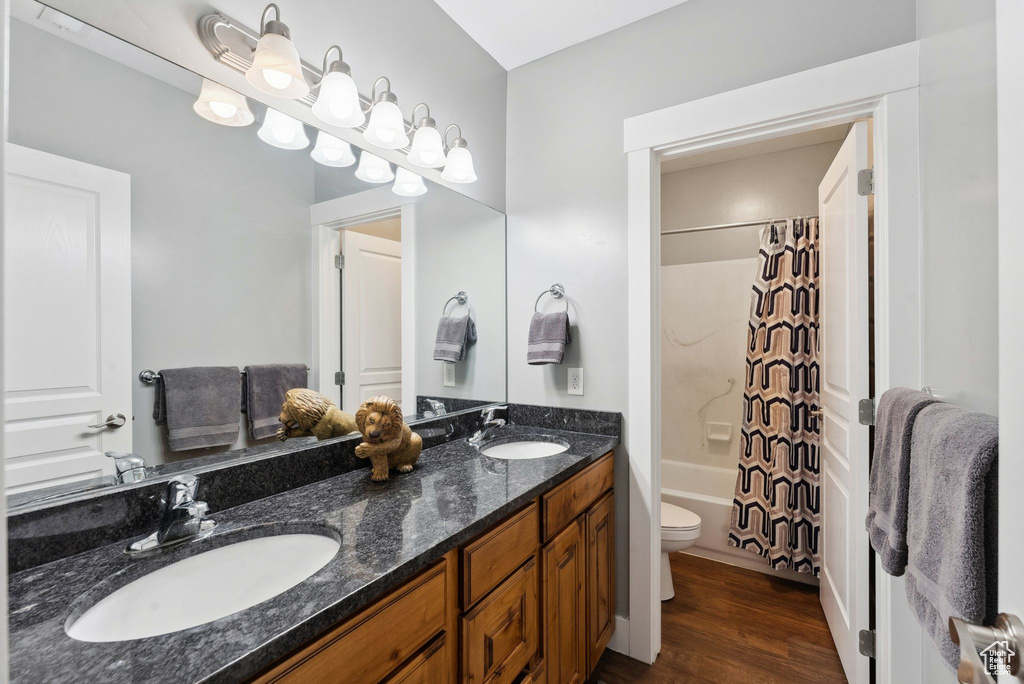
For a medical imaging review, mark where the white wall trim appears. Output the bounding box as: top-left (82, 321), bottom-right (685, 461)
top-left (624, 43), bottom-right (922, 681)
top-left (607, 615), bottom-right (630, 656)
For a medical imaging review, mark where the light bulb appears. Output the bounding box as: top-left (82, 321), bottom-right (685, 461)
top-left (272, 126), bottom-right (295, 144)
top-left (368, 168), bottom-right (383, 180)
top-left (257, 108), bottom-right (309, 150)
top-left (393, 167), bottom-right (427, 196)
top-left (208, 100), bottom-right (239, 120)
top-left (312, 68), bottom-right (364, 128)
top-left (323, 147), bottom-right (343, 161)
top-left (408, 123), bottom-right (446, 168)
top-left (193, 79), bottom-right (254, 126)
top-left (329, 101), bottom-right (353, 119)
top-left (262, 68), bottom-right (293, 90)
top-left (363, 97), bottom-right (409, 149)
top-left (355, 151), bottom-right (394, 183)
top-left (311, 131), bottom-right (356, 167)
top-left (441, 144), bottom-right (477, 184)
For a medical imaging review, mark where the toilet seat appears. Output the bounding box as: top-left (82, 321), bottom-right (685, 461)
top-left (661, 502), bottom-right (700, 531)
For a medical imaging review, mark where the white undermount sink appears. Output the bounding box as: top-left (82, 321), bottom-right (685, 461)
top-left (481, 440), bottom-right (569, 460)
top-left (66, 532), bottom-right (340, 642)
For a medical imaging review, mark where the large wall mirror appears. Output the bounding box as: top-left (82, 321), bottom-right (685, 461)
top-left (3, 1), bottom-right (506, 503)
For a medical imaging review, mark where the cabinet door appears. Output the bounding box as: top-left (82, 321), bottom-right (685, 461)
top-left (586, 492), bottom-right (615, 675)
top-left (543, 518), bottom-right (586, 684)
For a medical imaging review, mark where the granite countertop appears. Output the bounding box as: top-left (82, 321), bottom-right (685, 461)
top-left (8, 425), bottom-right (617, 684)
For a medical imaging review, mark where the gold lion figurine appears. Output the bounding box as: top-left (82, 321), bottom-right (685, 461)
top-left (354, 396), bottom-right (422, 482)
top-left (277, 388), bottom-right (358, 441)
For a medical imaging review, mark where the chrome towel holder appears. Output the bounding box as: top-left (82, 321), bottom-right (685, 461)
top-left (138, 367), bottom-right (309, 385)
top-left (534, 283), bottom-right (567, 312)
top-left (442, 291), bottom-right (469, 315)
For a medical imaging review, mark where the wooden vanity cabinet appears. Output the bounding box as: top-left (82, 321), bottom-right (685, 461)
top-left (248, 452), bottom-right (614, 684)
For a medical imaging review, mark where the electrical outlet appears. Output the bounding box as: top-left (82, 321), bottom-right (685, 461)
top-left (568, 368), bottom-right (584, 396)
top-left (443, 362), bottom-right (456, 387)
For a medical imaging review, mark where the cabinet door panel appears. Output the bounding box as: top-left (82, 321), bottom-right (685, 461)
top-left (587, 492), bottom-right (615, 675)
top-left (543, 518), bottom-right (586, 684)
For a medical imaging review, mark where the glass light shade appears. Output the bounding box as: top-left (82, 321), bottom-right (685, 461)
top-left (392, 167), bottom-right (427, 196)
top-left (363, 100), bottom-right (409, 149)
top-left (354, 152), bottom-right (394, 183)
top-left (311, 132), bottom-right (356, 167)
top-left (246, 32), bottom-right (310, 99)
top-left (312, 70), bottom-right (365, 128)
top-left (257, 108), bottom-right (310, 150)
top-left (407, 125), bottom-right (446, 168)
top-left (193, 79), bottom-right (254, 126)
top-left (441, 146), bottom-right (477, 183)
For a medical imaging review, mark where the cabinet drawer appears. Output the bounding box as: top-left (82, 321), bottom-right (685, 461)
top-left (252, 558), bottom-right (449, 684)
top-left (384, 633), bottom-right (449, 684)
top-left (462, 556), bottom-right (540, 684)
top-left (542, 452), bottom-right (613, 541)
top-left (462, 502), bottom-right (539, 609)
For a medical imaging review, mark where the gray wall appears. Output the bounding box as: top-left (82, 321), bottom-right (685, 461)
top-left (661, 141), bottom-right (843, 266)
top-left (44, 0), bottom-right (508, 213)
top-left (8, 20), bottom-right (314, 464)
top-left (505, 0), bottom-right (917, 617)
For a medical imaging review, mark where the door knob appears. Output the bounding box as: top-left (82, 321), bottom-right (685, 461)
top-left (949, 613), bottom-right (1024, 683)
top-left (88, 413), bottom-right (127, 429)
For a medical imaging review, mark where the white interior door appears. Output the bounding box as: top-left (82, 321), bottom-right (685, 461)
top-left (341, 230), bottom-right (402, 414)
top-left (3, 144), bottom-right (132, 493)
top-left (818, 121), bottom-right (871, 684)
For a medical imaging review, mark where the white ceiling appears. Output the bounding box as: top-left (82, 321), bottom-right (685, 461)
top-left (431, 0), bottom-right (693, 70)
top-left (660, 125), bottom-right (851, 174)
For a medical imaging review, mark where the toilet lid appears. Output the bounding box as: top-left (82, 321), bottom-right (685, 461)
top-left (661, 502), bottom-right (701, 530)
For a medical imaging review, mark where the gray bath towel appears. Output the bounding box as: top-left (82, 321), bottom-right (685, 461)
top-left (527, 311), bottom-right (571, 365)
top-left (434, 315), bottom-right (477, 362)
top-left (866, 388), bottom-right (940, 575)
top-left (905, 403), bottom-right (998, 670)
top-left (153, 366), bottom-right (241, 452)
top-left (243, 364), bottom-right (308, 440)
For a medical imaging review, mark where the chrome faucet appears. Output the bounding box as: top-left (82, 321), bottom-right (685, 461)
top-left (106, 451), bottom-right (147, 484)
top-left (468, 405), bottom-right (509, 445)
top-left (127, 474), bottom-right (216, 555)
top-left (424, 399), bottom-right (447, 417)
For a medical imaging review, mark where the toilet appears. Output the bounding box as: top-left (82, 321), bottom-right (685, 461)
top-left (660, 501), bottom-right (702, 601)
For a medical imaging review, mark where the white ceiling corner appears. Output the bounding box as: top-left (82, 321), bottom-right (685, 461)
top-left (430, 0), bottom-right (693, 70)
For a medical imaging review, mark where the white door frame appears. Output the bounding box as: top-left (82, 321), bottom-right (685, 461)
top-left (310, 187), bottom-right (417, 409)
top-left (623, 42), bottom-right (923, 682)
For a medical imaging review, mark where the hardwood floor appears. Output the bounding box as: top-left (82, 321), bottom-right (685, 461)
top-left (590, 553), bottom-right (847, 683)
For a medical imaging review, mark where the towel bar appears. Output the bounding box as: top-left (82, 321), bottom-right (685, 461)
top-left (534, 283), bottom-right (567, 312)
top-left (139, 367), bottom-right (309, 386)
top-left (442, 291), bottom-right (469, 315)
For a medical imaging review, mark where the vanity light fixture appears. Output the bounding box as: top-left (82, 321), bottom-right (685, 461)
top-left (354, 151), bottom-right (394, 183)
top-left (392, 167), bottom-right (427, 197)
top-left (311, 45), bottom-right (365, 128)
top-left (257, 108), bottom-right (310, 149)
top-left (193, 79), bottom-right (254, 126)
top-left (407, 104), bottom-right (446, 168)
top-left (311, 131), bottom-right (356, 167)
top-left (245, 4), bottom-right (310, 99)
top-left (363, 77), bottom-right (410, 150)
top-left (441, 124), bottom-right (477, 184)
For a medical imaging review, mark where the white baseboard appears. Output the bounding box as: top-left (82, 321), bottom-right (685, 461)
top-left (607, 615), bottom-right (630, 655)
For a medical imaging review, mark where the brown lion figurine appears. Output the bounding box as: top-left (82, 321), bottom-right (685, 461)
top-left (277, 388), bottom-right (358, 441)
top-left (354, 396), bottom-right (422, 482)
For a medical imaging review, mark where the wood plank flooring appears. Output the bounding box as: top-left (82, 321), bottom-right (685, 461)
top-left (590, 553), bottom-right (847, 683)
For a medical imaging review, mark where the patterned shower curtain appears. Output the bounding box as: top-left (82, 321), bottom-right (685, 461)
top-left (728, 217), bottom-right (821, 575)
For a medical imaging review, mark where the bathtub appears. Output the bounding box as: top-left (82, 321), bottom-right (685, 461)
top-left (661, 459), bottom-right (817, 586)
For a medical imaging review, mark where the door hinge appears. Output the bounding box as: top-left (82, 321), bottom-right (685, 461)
top-left (858, 398), bottom-right (875, 426)
top-left (334, 255), bottom-right (344, 270)
top-left (334, 371), bottom-right (345, 386)
top-left (858, 629), bottom-right (876, 659)
top-left (858, 168), bottom-right (874, 196)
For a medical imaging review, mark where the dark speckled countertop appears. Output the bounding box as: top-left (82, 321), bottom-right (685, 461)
top-left (8, 424), bottom-right (617, 684)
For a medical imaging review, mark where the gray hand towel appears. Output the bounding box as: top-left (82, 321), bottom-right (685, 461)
top-left (905, 403), bottom-right (998, 670)
top-left (153, 366), bottom-right (241, 452)
top-left (866, 388), bottom-right (940, 575)
top-left (527, 311), bottom-right (571, 365)
top-left (243, 364), bottom-right (308, 440)
top-left (434, 315), bottom-right (477, 362)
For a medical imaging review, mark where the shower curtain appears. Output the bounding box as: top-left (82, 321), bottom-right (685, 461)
top-left (728, 217), bottom-right (821, 575)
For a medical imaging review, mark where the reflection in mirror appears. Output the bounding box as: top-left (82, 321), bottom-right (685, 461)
top-left (3, 3), bottom-right (506, 504)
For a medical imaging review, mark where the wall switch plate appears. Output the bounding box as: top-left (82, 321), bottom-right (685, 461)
top-left (568, 368), bottom-right (584, 395)
top-left (443, 362), bottom-right (456, 387)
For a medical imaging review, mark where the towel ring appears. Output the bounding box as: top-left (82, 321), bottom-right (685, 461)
top-left (534, 283), bottom-right (567, 312)
top-left (442, 291), bottom-right (469, 315)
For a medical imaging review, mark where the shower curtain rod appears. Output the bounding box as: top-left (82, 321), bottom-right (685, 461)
top-left (661, 215), bottom-right (819, 236)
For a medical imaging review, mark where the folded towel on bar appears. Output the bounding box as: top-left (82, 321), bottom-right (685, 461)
top-left (905, 403), bottom-right (998, 670)
top-left (434, 315), bottom-right (477, 362)
top-left (865, 388), bottom-right (941, 576)
top-left (243, 364), bottom-right (308, 440)
top-left (527, 311), bottom-right (571, 365)
top-left (153, 366), bottom-right (241, 452)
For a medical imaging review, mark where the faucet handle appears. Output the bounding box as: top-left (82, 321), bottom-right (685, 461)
top-left (167, 474), bottom-right (200, 505)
